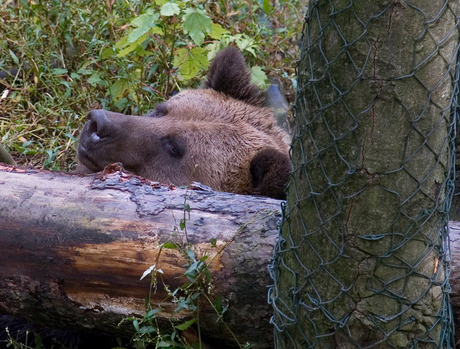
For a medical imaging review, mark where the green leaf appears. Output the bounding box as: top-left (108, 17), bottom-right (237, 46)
top-left (114, 97), bottom-right (128, 111)
top-left (163, 242), bottom-right (178, 249)
top-left (250, 66), bottom-right (268, 89)
top-left (183, 8), bottom-right (212, 46)
top-left (161, 2), bottom-right (180, 16)
top-left (70, 72), bottom-right (80, 80)
top-left (210, 238), bottom-right (217, 247)
top-left (150, 25), bottom-right (164, 35)
top-left (210, 22), bottom-right (229, 40)
top-left (9, 50), bottom-right (19, 65)
top-left (175, 318), bottom-right (196, 331)
top-left (157, 340), bottom-right (175, 347)
top-left (180, 218), bottom-right (186, 230)
top-left (133, 319), bottom-right (139, 332)
top-left (115, 35), bottom-right (129, 50)
top-left (155, 0), bottom-right (169, 5)
top-left (214, 293), bottom-right (222, 313)
top-left (174, 298), bottom-right (196, 313)
top-left (117, 33), bottom-right (149, 57)
top-left (185, 261), bottom-right (200, 280)
top-left (128, 10), bottom-right (159, 44)
top-left (64, 32), bottom-right (74, 48)
top-left (77, 68), bottom-right (93, 75)
top-left (87, 73), bottom-right (108, 87)
top-left (184, 203), bottom-right (190, 212)
top-left (263, 0), bottom-right (273, 14)
top-left (139, 326), bottom-right (156, 334)
top-left (141, 265), bottom-right (154, 280)
top-left (101, 47), bottom-right (115, 59)
top-left (190, 292), bottom-right (200, 300)
top-left (173, 47), bottom-right (187, 66)
top-left (145, 309), bottom-right (160, 319)
top-left (235, 36), bottom-right (254, 52)
top-left (173, 47), bottom-right (209, 80)
top-left (52, 68), bottom-right (68, 75)
top-left (109, 79), bottom-right (129, 101)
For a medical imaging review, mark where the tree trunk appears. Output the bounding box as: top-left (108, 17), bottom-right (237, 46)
top-left (448, 222), bottom-right (460, 345)
top-left (0, 164), bottom-right (280, 349)
top-left (270, 1), bottom-right (458, 348)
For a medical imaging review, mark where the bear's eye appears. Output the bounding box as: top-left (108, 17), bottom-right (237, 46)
top-left (147, 103), bottom-right (168, 118)
top-left (162, 135), bottom-right (186, 159)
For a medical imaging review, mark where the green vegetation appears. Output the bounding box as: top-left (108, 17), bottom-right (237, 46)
top-left (0, 0), bottom-right (304, 171)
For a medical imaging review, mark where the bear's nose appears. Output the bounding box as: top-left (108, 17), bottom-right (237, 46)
top-left (86, 110), bottom-right (112, 140)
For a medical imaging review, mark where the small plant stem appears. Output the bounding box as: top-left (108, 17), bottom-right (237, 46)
top-left (140, 83), bottom-right (168, 99)
top-left (203, 292), bottom-right (244, 349)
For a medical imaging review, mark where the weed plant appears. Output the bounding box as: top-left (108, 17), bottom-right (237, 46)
top-left (0, 0), bottom-right (304, 171)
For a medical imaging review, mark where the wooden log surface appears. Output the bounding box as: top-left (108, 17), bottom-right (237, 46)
top-left (2, 163), bottom-right (460, 346)
top-left (0, 164), bottom-right (281, 348)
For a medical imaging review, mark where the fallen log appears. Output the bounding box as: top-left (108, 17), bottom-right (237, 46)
top-left (2, 163), bottom-right (460, 347)
top-left (0, 163), bottom-right (281, 348)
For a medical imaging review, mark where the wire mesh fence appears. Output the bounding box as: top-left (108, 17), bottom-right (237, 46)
top-left (269, 1), bottom-right (459, 347)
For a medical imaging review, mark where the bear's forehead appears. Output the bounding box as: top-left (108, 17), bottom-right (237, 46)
top-left (168, 89), bottom-right (250, 110)
top-left (164, 89), bottom-right (274, 126)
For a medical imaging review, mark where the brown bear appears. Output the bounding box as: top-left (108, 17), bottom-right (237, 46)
top-left (77, 47), bottom-right (290, 199)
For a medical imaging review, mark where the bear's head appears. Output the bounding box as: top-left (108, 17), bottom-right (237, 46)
top-left (77, 47), bottom-right (290, 199)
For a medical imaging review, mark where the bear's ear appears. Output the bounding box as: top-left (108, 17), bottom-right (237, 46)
top-left (204, 46), bottom-right (263, 106)
top-left (250, 148), bottom-right (291, 200)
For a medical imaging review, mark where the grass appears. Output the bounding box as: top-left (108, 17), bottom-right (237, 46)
top-left (0, 0), bottom-right (305, 172)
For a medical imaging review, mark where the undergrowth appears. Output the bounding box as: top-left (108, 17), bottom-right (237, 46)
top-left (0, 0), bottom-right (305, 171)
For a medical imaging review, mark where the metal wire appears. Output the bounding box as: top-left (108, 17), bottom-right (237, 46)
top-left (269, 1), bottom-right (458, 347)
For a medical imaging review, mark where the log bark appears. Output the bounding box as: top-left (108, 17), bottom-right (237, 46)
top-left (0, 164), bottom-right (281, 348)
top-left (3, 164), bottom-right (460, 346)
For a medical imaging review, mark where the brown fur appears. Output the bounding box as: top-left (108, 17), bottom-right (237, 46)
top-left (77, 47), bottom-right (290, 199)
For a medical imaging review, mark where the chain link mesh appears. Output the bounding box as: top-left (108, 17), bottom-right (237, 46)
top-left (269, 1), bottom-right (459, 347)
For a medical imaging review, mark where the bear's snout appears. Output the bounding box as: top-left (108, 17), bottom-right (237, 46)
top-left (77, 109), bottom-right (122, 172)
top-left (86, 110), bottom-right (112, 141)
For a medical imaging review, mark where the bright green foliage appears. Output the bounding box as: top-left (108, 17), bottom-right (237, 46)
top-left (263, 0), bottom-right (273, 14)
top-left (251, 66), bottom-right (269, 89)
top-left (182, 8), bottom-right (212, 46)
top-left (129, 10), bottom-right (160, 45)
top-left (210, 22), bottom-right (229, 40)
top-left (173, 47), bottom-right (209, 80)
top-left (160, 2), bottom-right (180, 17)
top-left (175, 319), bottom-right (196, 331)
top-left (112, 3), bottom-right (252, 82)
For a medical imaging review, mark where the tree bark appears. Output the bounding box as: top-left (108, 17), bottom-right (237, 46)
top-left (0, 164), bottom-right (280, 349)
top-left (270, 1), bottom-right (458, 348)
top-left (448, 222), bottom-right (460, 345)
